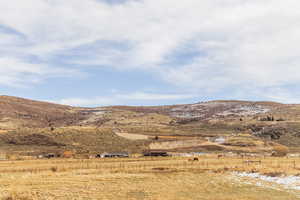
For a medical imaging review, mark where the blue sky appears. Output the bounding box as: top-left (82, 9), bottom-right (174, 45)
top-left (1, 0), bottom-right (300, 106)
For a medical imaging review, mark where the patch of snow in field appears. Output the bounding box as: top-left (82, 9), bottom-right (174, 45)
top-left (234, 172), bottom-right (300, 191)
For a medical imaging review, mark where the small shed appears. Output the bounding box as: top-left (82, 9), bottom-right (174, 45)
top-left (215, 137), bottom-right (226, 144)
top-left (44, 153), bottom-right (56, 159)
top-left (62, 151), bottom-right (74, 158)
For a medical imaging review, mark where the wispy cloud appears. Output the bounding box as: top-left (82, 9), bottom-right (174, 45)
top-left (55, 92), bottom-right (196, 107)
top-left (0, 57), bottom-right (81, 87)
top-left (1, 0), bottom-right (300, 103)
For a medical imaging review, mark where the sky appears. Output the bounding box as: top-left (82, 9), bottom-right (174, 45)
top-left (1, 0), bottom-right (300, 107)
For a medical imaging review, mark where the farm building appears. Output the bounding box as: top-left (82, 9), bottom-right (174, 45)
top-left (143, 151), bottom-right (169, 157)
top-left (214, 137), bottom-right (226, 144)
top-left (97, 152), bottom-right (129, 158)
top-left (43, 153), bottom-right (57, 159)
top-left (62, 151), bottom-right (74, 158)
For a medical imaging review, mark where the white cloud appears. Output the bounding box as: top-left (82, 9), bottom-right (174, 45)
top-left (0, 0), bottom-right (300, 101)
top-left (0, 57), bottom-right (79, 87)
top-left (254, 87), bottom-right (300, 104)
top-left (56, 92), bottom-right (196, 106)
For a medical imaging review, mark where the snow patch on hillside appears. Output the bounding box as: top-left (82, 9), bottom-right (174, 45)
top-left (170, 102), bottom-right (270, 119)
top-left (216, 105), bottom-right (270, 117)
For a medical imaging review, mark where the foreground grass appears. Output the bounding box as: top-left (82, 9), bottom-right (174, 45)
top-left (0, 156), bottom-right (299, 200)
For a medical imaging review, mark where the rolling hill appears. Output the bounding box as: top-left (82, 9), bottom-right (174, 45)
top-left (0, 95), bottom-right (300, 156)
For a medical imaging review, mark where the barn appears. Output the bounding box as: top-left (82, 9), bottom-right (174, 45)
top-left (143, 151), bottom-right (169, 157)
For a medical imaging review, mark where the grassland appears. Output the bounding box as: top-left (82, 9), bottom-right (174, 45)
top-left (1, 156), bottom-right (300, 200)
top-left (2, 97), bottom-right (300, 199)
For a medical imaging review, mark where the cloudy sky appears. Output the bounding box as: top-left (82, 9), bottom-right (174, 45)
top-left (0, 0), bottom-right (300, 106)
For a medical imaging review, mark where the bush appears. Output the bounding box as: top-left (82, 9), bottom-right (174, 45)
top-left (50, 166), bottom-right (58, 172)
top-left (271, 145), bottom-right (289, 157)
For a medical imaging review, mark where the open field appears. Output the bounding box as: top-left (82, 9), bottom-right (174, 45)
top-left (0, 156), bottom-right (300, 200)
top-left (1, 96), bottom-right (300, 199)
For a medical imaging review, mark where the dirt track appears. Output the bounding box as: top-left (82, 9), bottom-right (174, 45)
top-left (115, 131), bottom-right (149, 140)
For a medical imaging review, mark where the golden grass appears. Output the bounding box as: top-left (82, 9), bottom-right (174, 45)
top-left (0, 156), bottom-right (300, 200)
top-left (0, 130), bottom-right (9, 134)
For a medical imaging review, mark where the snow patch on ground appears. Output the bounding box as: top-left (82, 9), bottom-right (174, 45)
top-left (233, 172), bottom-right (300, 191)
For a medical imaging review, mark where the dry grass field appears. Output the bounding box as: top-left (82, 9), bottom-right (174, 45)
top-left (2, 97), bottom-right (300, 199)
top-left (0, 156), bottom-right (300, 200)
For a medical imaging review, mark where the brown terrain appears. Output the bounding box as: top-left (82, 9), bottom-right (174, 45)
top-left (0, 95), bottom-right (300, 156)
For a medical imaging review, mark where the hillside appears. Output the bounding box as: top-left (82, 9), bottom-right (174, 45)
top-left (0, 95), bottom-right (82, 128)
top-left (0, 95), bottom-right (300, 155)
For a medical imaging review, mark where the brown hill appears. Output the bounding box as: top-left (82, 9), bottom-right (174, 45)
top-left (0, 95), bottom-right (300, 155)
top-left (0, 95), bottom-right (84, 129)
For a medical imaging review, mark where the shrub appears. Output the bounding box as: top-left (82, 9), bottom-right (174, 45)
top-left (271, 145), bottom-right (289, 157)
top-left (50, 166), bottom-right (58, 172)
